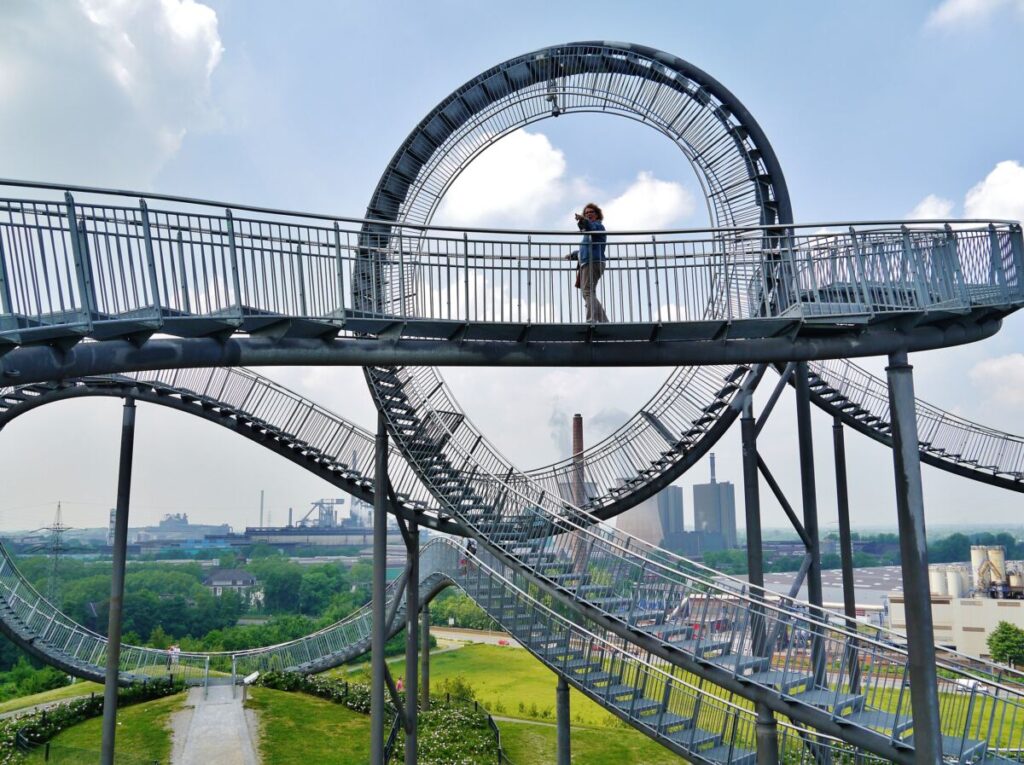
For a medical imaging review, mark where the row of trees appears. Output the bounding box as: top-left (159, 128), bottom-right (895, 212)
top-left (11, 550), bottom-right (377, 649)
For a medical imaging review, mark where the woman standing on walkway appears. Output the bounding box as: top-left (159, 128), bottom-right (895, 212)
top-left (567, 203), bottom-right (608, 323)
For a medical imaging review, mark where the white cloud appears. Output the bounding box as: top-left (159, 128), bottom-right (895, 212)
top-left (435, 130), bottom-right (696, 232)
top-left (964, 160), bottom-right (1024, 222)
top-left (0, 0), bottom-right (223, 188)
top-left (908, 193), bottom-right (954, 220)
top-left (603, 172), bottom-right (697, 231)
top-left (969, 353), bottom-right (1024, 407)
top-left (927, 0), bottom-right (1024, 29)
top-left (435, 130), bottom-right (586, 228)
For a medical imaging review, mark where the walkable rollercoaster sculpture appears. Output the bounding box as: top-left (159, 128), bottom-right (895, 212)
top-left (2, 42), bottom-right (1024, 763)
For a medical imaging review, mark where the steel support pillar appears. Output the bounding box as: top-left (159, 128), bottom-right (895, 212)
top-left (404, 519), bottom-right (419, 765)
top-left (756, 706), bottom-right (780, 765)
top-left (887, 351), bottom-right (942, 763)
top-left (421, 603), bottom-right (430, 711)
top-left (795, 362), bottom-right (825, 685)
top-left (100, 397), bottom-right (136, 765)
top-left (741, 397), bottom-right (778, 765)
top-left (556, 675), bottom-right (570, 765)
top-left (371, 412), bottom-right (388, 765)
top-left (833, 417), bottom-right (861, 692)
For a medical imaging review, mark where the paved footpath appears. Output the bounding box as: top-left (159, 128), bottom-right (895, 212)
top-left (170, 684), bottom-right (259, 765)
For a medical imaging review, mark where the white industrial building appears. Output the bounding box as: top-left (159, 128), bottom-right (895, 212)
top-left (888, 545), bottom-right (1024, 659)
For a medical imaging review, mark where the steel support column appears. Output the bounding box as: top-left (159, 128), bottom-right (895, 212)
top-left (795, 362), bottom-right (825, 684)
top-left (741, 397), bottom-right (778, 765)
top-left (404, 519), bottom-right (419, 765)
top-left (556, 675), bottom-right (570, 765)
top-left (833, 417), bottom-right (861, 691)
top-left (887, 351), bottom-right (942, 763)
top-left (100, 397), bottom-right (136, 765)
top-left (371, 412), bottom-right (388, 765)
top-left (421, 602), bottom-right (430, 711)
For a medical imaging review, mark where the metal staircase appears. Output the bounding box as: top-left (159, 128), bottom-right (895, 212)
top-left (804, 359), bottom-right (1024, 491)
top-left (0, 534), bottom-right (913, 764)
top-left (368, 363), bottom-right (1024, 763)
top-left (5, 367), bottom-right (1024, 758)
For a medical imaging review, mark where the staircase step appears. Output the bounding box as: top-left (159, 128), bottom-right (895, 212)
top-left (790, 687), bottom-right (863, 714)
top-left (601, 684), bottom-right (640, 700)
top-left (655, 711), bottom-right (694, 733)
top-left (612, 697), bottom-right (660, 716)
top-left (746, 669), bottom-right (813, 694)
top-left (840, 707), bottom-right (912, 735)
top-left (709, 655), bottom-right (770, 674)
top-left (666, 726), bottom-right (721, 749)
top-left (701, 744), bottom-right (756, 765)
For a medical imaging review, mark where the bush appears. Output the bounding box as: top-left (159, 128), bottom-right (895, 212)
top-left (3, 676), bottom-right (183, 757)
top-left (255, 672), bottom-right (500, 764)
top-left (439, 674), bottom-right (475, 702)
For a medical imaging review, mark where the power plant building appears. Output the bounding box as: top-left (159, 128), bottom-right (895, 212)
top-left (616, 485), bottom-right (684, 547)
top-left (692, 455), bottom-right (737, 549)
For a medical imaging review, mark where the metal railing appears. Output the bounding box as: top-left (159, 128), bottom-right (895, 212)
top-left (808, 358), bottom-right (1024, 482)
top-left (1, 183), bottom-right (1021, 348)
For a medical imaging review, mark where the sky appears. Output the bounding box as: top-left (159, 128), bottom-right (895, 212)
top-left (1, 0), bottom-right (1023, 536)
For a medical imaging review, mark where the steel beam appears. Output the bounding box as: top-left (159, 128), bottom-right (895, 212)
top-left (100, 397), bottom-right (136, 765)
top-left (832, 417), bottom-right (861, 692)
top-left (556, 675), bottom-right (570, 765)
top-left (741, 397), bottom-right (778, 765)
top-left (0, 318), bottom-right (1003, 387)
top-left (404, 518), bottom-right (419, 765)
top-left (755, 361), bottom-right (796, 436)
top-left (887, 351), bottom-right (942, 763)
top-left (420, 603), bottom-right (430, 711)
top-left (795, 362), bottom-right (825, 686)
top-left (371, 412), bottom-right (388, 765)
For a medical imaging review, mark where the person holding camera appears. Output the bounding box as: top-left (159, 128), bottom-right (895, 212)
top-left (565, 203), bottom-right (608, 322)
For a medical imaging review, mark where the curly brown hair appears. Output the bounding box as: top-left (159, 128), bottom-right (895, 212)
top-left (583, 203), bottom-right (604, 221)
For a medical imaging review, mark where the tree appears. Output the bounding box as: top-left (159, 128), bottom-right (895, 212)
top-left (987, 621), bottom-right (1024, 666)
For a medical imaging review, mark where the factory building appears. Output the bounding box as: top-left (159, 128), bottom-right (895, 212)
top-left (888, 545), bottom-right (1024, 659)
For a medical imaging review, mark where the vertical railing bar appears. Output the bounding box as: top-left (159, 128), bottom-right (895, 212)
top-left (463, 232), bottom-right (470, 323)
top-left (225, 209), bottom-right (244, 314)
top-left (139, 200), bottom-right (164, 325)
top-left (64, 192), bottom-right (95, 330)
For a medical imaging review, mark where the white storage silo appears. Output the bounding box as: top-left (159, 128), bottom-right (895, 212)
top-left (959, 566), bottom-right (972, 593)
top-left (972, 546), bottom-right (990, 590)
top-left (988, 547), bottom-right (1007, 583)
top-left (929, 566), bottom-right (948, 596)
top-left (946, 568), bottom-right (963, 598)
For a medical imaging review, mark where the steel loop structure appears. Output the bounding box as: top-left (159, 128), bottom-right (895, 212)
top-left (2, 40), bottom-right (1024, 764)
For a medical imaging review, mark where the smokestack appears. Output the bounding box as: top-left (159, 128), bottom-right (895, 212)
top-left (710, 453), bottom-right (716, 484)
top-left (572, 414), bottom-right (584, 506)
top-left (288, 507), bottom-right (293, 528)
top-left (259, 489), bottom-right (265, 528)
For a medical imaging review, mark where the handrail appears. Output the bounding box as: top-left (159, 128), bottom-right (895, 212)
top-left (0, 177), bottom-right (1018, 237)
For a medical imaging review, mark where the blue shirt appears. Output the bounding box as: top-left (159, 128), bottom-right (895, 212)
top-left (578, 219), bottom-right (606, 266)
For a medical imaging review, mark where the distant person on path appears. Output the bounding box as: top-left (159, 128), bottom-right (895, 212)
top-left (566, 203), bottom-right (608, 323)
